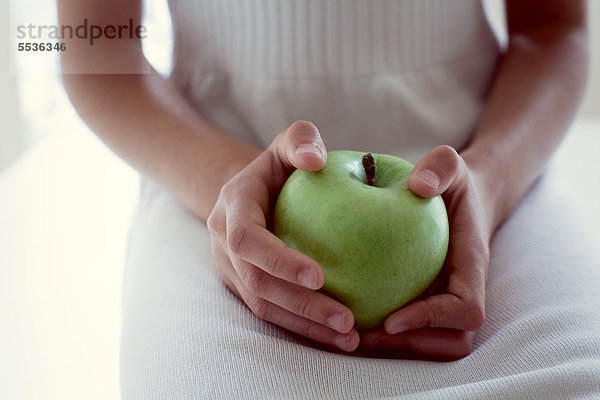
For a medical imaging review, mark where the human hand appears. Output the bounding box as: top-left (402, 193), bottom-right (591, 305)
top-left (207, 121), bottom-right (360, 352)
top-left (360, 145), bottom-right (491, 361)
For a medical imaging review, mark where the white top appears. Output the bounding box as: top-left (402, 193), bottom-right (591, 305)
top-left (167, 0), bottom-right (499, 163)
top-left (118, 3), bottom-right (600, 399)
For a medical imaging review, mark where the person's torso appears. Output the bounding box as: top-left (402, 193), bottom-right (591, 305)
top-left (167, 0), bottom-right (500, 163)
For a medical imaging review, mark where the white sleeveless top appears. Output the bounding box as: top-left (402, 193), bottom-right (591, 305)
top-left (121, 4), bottom-right (600, 398)
top-left (167, 0), bottom-right (499, 163)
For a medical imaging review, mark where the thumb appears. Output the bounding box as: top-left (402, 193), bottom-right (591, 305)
top-left (408, 145), bottom-right (463, 198)
top-left (274, 120), bottom-right (327, 172)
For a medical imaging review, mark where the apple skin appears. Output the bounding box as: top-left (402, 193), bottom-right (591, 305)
top-left (273, 150), bottom-right (449, 331)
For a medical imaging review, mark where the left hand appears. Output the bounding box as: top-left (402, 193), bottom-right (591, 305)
top-left (360, 145), bottom-right (492, 361)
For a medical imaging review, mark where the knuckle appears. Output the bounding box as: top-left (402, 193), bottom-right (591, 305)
top-left (246, 295), bottom-right (271, 321)
top-left (299, 321), bottom-right (320, 341)
top-left (466, 302), bottom-right (486, 330)
top-left (219, 180), bottom-right (237, 202)
top-left (421, 299), bottom-right (442, 328)
top-left (458, 287), bottom-right (486, 330)
top-left (264, 250), bottom-right (286, 278)
top-left (220, 275), bottom-right (241, 298)
top-left (240, 266), bottom-right (268, 297)
top-left (206, 212), bottom-right (218, 235)
top-left (227, 222), bottom-right (248, 254)
top-left (437, 145), bottom-right (461, 169)
top-left (454, 333), bottom-right (474, 359)
top-left (291, 296), bottom-right (312, 319)
top-left (433, 145), bottom-right (465, 193)
top-left (426, 307), bottom-right (444, 328)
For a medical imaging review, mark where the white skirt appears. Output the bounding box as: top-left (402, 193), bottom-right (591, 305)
top-left (119, 123), bottom-right (600, 399)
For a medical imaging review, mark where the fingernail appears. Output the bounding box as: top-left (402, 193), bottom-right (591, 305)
top-left (388, 323), bottom-right (409, 335)
top-left (416, 169), bottom-right (440, 189)
top-left (333, 333), bottom-right (353, 351)
top-left (295, 143), bottom-right (323, 158)
top-left (298, 268), bottom-right (317, 288)
top-left (327, 313), bottom-right (346, 332)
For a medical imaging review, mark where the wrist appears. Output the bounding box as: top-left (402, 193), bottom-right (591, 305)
top-left (158, 131), bottom-right (261, 221)
top-left (194, 137), bottom-right (262, 220)
top-left (459, 145), bottom-right (507, 240)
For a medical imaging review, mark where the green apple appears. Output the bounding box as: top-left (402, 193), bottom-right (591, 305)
top-left (273, 150), bottom-right (449, 331)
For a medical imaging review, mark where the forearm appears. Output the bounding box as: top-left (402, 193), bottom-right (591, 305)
top-left (62, 70), bottom-right (260, 220)
top-left (461, 20), bottom-right (588, 237)
top-left (58, 0), bottom-right (260, 220)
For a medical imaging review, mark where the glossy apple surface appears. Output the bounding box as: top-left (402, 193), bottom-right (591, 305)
top-left (273, 150), bottom-right (449, 330)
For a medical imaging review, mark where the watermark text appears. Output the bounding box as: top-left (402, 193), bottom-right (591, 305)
top-left (16, 19), bottom-right (147, 46)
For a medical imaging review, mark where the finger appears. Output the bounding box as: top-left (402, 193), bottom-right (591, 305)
top-left (231, 258), bottom-right (355, 333)
top-left (223, 180), bottom-right (324, 289)
top-left (228, 221), bottom-right (325, 289)
top-left (361, 328), bottom-right (476, 361)
top-left (384, 254), bottom-right (486, 334)
top-left (228, 266), bottom-right (360, 352)
top-left (216, 240), bottom-right (353, 345)
top-left (217, 242), bottom-right (359, 349)
top-left (382, 225), bottom-right (488, 334)
top-left (248, 295), bottom-right (361, 352)
top-left (206, 200), bottom-right (227, 242)
top-left (408, 145), bottom-right (465, 198)
top-left (383, 292), bottom-right (485, 334)
top-left (214, 198), bottom-right (354, 333)
top-left (270, 120), bottom-right (327, 173)
top-left (228, 120), bottom-right (327, 202)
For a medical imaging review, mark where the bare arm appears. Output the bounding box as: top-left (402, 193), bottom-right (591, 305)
top-left (58, 0), bottom-right (359, 352)
top-left (462, 0), bottom-right (589, 236)
top-left (58, 0), bottom-right (260, 220)
top-left (364, 0), bottom-right (588, 360)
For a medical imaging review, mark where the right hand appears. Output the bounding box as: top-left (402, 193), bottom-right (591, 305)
top-left (207, 121), bottom-right (360, 352)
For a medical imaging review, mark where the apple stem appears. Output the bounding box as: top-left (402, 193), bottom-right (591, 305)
top-left (362, 153), bottom-right (375, 186)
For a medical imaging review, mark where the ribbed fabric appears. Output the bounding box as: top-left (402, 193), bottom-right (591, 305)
top-left (165, 0), bottom-right (499, 164)
top-left (170, 0), bottom-right (495, 78)
top-left (121, 174), bottom-right (600, 399)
